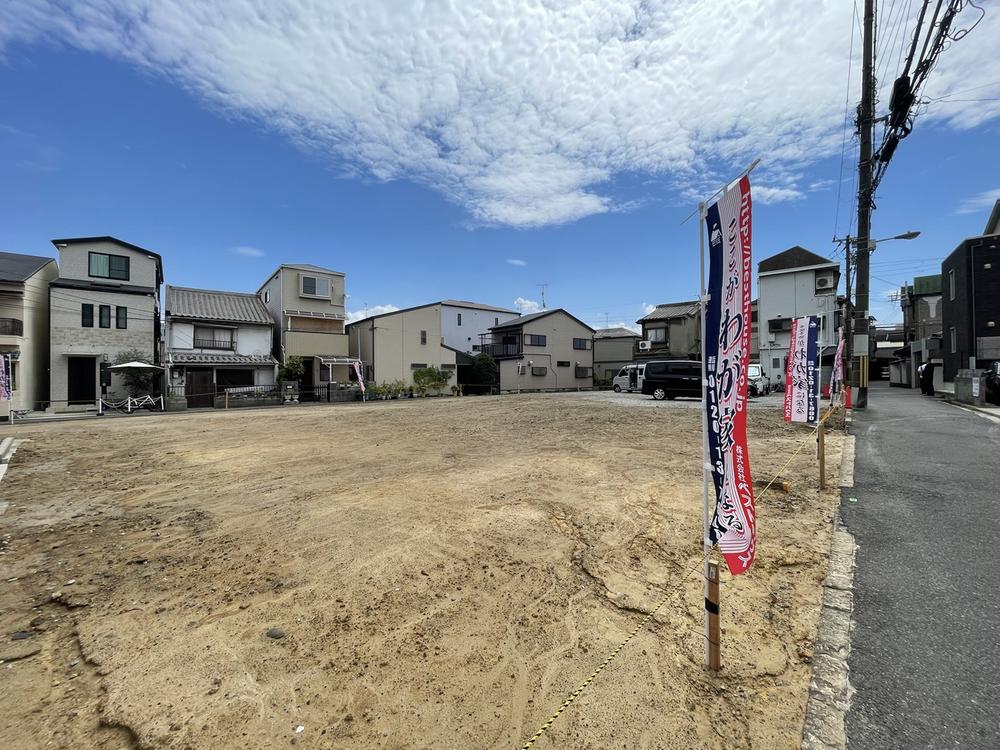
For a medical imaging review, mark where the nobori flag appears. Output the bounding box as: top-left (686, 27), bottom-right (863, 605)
top-left (705, 175), bottom-right (757, 576)
top-left (783, 315), bottom-right (820, 424)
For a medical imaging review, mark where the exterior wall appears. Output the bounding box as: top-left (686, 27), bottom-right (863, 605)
top-left (440, 305), bottom-right (519, 354)
top-left (498, 312), bottom-right (594, 391)
top-left (259, 274), bottom-right (283, 358)
top-left (594, 335), bottom-right (638, 381)
top-left (941, 238), bottom-right (1000, 381)
top-left (348, 305), bottom-right (457, 387)
top-left (58, 239), bottom-right (158, 288)
top-left (757, 266), bottom-right (840, 382)
top-left (168, 321), bottom-right (272, 356)
top-left (49, 287), bottom-right (158, 404)
top-left (285, 330), bottom-right (349, 357)
top-left (0, 261), bottom-right (58, 414)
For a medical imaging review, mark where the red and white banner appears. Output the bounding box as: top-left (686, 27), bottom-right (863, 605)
top-left (353, 361), bottom-right (366, 393)
top-left (704, 175), bottom-right (756, 576)
top-left (832, 325), bottom-right (845, 388)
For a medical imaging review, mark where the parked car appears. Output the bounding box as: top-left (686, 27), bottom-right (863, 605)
top-left (641, 360), bottom-right (702, 400)
top-left (985, 361), bottom-right (1000, 406)
top-left (612, 363), bottom-right (644, 393)
top-left (748, 363), bottom-right (770, 397)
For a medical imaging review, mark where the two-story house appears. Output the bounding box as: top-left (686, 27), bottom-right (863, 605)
top-left (0, 251), bottom-right (59, 418)
top-left (634, 299), bottom-right (759, 363)
top-left (891, 274), bottom-right (943, 389)
top-left (257, 264), bottom-right (350, 394)
top-left (593, 327), bottom-right (640, 383)
top-left (48, 237), bottom-right (163, 411)
top-left (941, 217), bottom-right (1000, 382)
top-left (347, 300), bottom-right (518, 388)
top-left (479, 308), bottom-right (594, 391)
top-left (757, 246), bottom-right (841, 383)
top-left (164, 286), bottom-right (278, 408)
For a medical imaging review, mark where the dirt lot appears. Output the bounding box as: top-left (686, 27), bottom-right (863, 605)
top-left (0, 395), bottom-right (843, 749)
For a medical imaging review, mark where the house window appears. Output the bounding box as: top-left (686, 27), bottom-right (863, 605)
top-left (472, 344), bottom-right (481, 351)
top-left (556, 360), bottom-right (570, 367)
top-left (410, 362), bottom-right (428, 369)
top-left (768, 318), bottom-right (792, 332)
top-left (264, 289), bottom-right (270, 304)
top-left (319, 365), bottom-right (330, 382)
top-left (494, 317), bottom-right (499, 326)
top-left (950, 327), bottom-right (957, 354)
top-left (751, 309), bottom-right (759, 323)
top-left (99, 305), bottom-right (111, 329)
top-left (420, 330), bottom-right (427, 345)
top-left (116, 306), bottom-right (127, 329)
top-left (300, 275), bottom-right (331, 299)
top-left (772, 358), bottom-right (781, 369)
top-left (948, 269), bottom-right (955, 300)
top-left (573, 337), bottom-right (590, 350)
top-left (457, 313), bottom-right (462, 326)
top-left (531, 366), bottom-right (547, 376)
top-left (89, 252), bottom-right (130, 281)
top-left (647, 327), bottom-right (666, 342)
top-left (575, 366), bottom-right (593, 379)
top-left (525, 334), bottom-right (546, 346)
top-left (81, 304), bottom-right (94, 328)
top-left (194, 327), bottom-right (234, 350)
top-left (8, 361), bottom-right (16, 390)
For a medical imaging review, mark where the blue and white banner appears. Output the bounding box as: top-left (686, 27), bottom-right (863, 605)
top-left (705, 175), bottom-right (756, 576)
top-left (783, 315), bottom-right (820, 423)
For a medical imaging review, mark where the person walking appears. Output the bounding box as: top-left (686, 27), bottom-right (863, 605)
top-left (919, 361), bottom-right (936, 396)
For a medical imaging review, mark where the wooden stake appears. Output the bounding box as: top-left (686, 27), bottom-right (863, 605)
top-left (706, 561), bottom-right (721, 672)
top-left (818, 421), bottom-right (826, 490)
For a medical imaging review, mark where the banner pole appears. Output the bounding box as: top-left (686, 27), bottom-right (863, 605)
top-left (698, 200), bottom-right (715, 670)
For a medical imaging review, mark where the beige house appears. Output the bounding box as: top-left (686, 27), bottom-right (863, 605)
top-left (0, 251), bottom-right (59, 417)
top-left (593, 326), bottom-right (640, 383)
top-left (48, 237), bottom-right (163, 411)
top-left (257, 264), bottom-right (351, 393)
top-left (481, 309), bottom-right (595, 391)
top-left (347, 300), bottom-right (517, 388)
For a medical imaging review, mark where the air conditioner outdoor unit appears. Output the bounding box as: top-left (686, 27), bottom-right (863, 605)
top-left (816, 276), bottom-right (834, 289)
top-left (638, 340), bottom-right (653, 351)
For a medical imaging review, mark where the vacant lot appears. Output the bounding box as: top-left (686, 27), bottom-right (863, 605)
top-left (1, 395), bottom-right (842, 749)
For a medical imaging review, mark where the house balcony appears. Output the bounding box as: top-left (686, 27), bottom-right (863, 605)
top-left (285, 331), bottom-right (349, 358)
top-left (479, 342), bottom-right (522, 359)
top-left (634, 339), bottom-right (670, 357)
top-left (193, 337), bottom-right (235, 350)
top-left (0, 318), bottom-right (24, 337)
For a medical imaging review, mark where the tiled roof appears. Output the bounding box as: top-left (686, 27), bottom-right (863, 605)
top-left (758, 246), bottom-right (836, 273)
top-left (594, 326), bottom-right (640, 338)
top-left (637, 300), bottom-right (700, 323)
top-left (489, 308), bottom-right (595, 332)
top-left (282, 263), bottom-right (345, 276)
top-left (166, 286), bottom-right (273, 324)
top-left (0, 251), bottom-right (55, 282)
top-left (170, 353), bottom-right (277, 365)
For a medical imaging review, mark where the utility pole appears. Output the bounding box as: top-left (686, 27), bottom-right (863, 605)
top-left (853, 0), bottom-right (875, 409)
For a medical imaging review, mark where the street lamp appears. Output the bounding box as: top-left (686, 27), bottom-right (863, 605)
top-left (835, 229), bottom-right (920, 408)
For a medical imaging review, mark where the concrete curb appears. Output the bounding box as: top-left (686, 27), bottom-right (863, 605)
top-left (801, 434), bottom-right (858, 750)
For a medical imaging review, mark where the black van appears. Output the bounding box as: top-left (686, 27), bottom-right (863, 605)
top-left (640, 360), bottom-right (702, 400)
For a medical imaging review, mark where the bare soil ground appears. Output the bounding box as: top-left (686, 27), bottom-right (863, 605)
top-left (0, 395), bottom-right (843, 749)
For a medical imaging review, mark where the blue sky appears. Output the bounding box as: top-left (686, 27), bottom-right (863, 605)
top-left (2, 2), bottom-right (999, 329)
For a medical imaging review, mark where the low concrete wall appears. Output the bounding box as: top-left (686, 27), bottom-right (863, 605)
top-left (954, 369), bottom-right (987, 407)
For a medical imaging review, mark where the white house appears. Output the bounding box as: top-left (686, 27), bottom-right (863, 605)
top-left (164, 286), bottom-right (277, 408)
top-left (757, 246), bottom-right (842, 383)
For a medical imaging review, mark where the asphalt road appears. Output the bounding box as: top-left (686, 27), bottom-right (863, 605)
top-left (842, 383), bottom-right (1000, 748)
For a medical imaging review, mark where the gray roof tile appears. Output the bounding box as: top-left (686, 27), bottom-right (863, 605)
top-left (170, 353), bottom-right (277, 365)
top-left (0, 251), bottom-right (55, 282)
top-left (167, 286), bottom-right (273, 324)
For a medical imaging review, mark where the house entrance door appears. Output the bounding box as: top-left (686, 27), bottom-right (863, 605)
top-left (185, 368), bottom-right (214, 408)
top-left (67, 356), bottom-right (96, 405)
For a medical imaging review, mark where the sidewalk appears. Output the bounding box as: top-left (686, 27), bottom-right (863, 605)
top-left (840, 382), bottom-right (1000, 748)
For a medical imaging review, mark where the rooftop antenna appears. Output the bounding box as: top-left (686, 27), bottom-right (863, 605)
top-left (537, 283), bottom-right (548, 309)
top-left (605, 312), bottom-right (610, 328)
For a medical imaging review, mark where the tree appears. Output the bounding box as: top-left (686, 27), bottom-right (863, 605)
top-left (278, 356), bottom-right (305, 383)
top-left (111, 349), bottom-right (158, 396)
top-left (412, 367), bottom-right (449, 395)
top-left (470, 353), bottom-right (498, 386)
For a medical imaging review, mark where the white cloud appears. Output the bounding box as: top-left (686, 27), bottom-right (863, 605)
top-left (641, 303), bottom-right (657, 316)
top-left (346, 304), bottom-right (399, 324)
top-left (956, 188), bottom-right (1000, 215)
top-left (5, 1), bottom-right (998, 227)
top-left (231, 245), bottom-right (264, 257)
top-left (506, 258), bottom-right (527, 267)
top-left (514, 297), bottom-right (543, 314)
